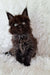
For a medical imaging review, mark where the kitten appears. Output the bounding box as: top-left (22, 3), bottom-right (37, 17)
top-left (5, 8), bottom-right (37, 66)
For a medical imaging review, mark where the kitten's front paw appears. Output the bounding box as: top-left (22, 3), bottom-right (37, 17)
top-left (24, 56), bottom-right (31, 66)
top-left (24, 61), bottom-right (30, 66)
top-left (16, 51), bottom-right (24, 64)
top-left (16, 57), bottom-right (23, 64)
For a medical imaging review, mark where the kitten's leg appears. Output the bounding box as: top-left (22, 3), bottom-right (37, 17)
top-left (16, 49), bottom-right (24, 63)
top-left (23, 48), bottom-right (31, 66)
top-left (5, 48), bottom-right (16, 56)
top-left (24, 55), bottom-right (31, 66)
top-left (24, 48), bottom-right (36, 66)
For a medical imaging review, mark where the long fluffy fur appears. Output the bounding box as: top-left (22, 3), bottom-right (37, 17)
top-left (5, 8), bottom-right (37, 66)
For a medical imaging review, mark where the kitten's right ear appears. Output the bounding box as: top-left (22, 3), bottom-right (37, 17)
top-left (22, 8), bottom-right (28, 16)
top-left (6, 12), bottom-right (14, 20)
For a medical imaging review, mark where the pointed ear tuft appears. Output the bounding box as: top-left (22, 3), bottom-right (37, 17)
top-left (6, 12), bottom-right (14, 20)
top-left (22, 8), bottom-right (28, 16)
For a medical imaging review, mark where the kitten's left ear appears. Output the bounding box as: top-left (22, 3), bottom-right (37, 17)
top-left (6, 12), bottom-right (14, 20)
top-left (22, 8), bottom-right (28, 16)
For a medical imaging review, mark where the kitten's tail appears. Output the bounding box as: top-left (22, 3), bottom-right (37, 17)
top-left (0, 52), bottom-right (9, 55)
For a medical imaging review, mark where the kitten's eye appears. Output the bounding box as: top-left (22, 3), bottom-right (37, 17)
top-left (22, 22), bottom-right (25, 25)
top-left (14, 24), bottom-right (18, 27)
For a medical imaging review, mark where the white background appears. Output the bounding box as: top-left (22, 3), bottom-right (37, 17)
top-left (0, 0), bottom-right (50, 75)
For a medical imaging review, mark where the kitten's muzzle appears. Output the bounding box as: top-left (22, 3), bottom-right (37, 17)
top-left (18, 25), bottom-right (22, 28)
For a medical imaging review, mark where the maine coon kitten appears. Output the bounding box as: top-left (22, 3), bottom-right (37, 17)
top-left (5, 8), bottom-right (37, 66)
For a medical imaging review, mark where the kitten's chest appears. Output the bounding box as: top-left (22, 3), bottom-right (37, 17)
top-left (12, 34), bottom-right (28, 44)
top-left (12, 34), bottom-right (32, 54)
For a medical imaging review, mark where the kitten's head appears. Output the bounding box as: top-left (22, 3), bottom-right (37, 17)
top-left (6, 8), bottom-right (32, 35)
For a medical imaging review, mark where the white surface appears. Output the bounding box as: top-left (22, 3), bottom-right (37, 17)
top-left (0, 0), bottom-right (50, 75)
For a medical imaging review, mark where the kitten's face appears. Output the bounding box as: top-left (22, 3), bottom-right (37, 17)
top-left (7, 8), bottom-right (31, 35)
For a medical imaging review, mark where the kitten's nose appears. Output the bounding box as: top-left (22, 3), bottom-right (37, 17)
top-left (19, 25), bottom-right (22, 28)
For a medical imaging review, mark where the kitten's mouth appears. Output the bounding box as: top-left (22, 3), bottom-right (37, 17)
top-left (19, 29), bottom-right (22, 32)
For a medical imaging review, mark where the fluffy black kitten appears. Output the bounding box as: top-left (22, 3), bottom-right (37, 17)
top-left (5, 8), bottom-right (37, 66)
